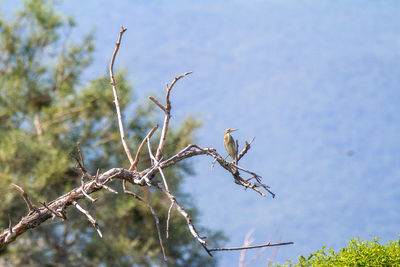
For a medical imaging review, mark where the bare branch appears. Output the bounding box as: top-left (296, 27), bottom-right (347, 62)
top-left (147, 139), bottom-right (211, 255)
top-left (209, 241), bottom-right (294, 252)
top-left (130, 124), bottom-right (159, 171)
top-left (41, 202), bottom-right (67, 220)
top-left (12, 184), bottom-right (38, 213)
top-left (122, 180), bottom-right (167, 262)
top-left (146, 137), bottom-right (170, 193)
top-left (165, 71), bottom-right (192, 111)
top-left (158, 145), bottom-right (275, 197)
top-left (74, 154), bottom-right (94, 181)
top-left (154, 72), bottom-right (192, 161)
top-left (72, 200), bottom-right (102, 238)
top-left (109, 26), bottom-right (134, 165)
top-left (237, 137), bottom-right (255, 162)
top-left (155, 114), bottom-right (170, 162)
top-left (166, 202), bottom-right (174, 239)
top-left (155, 182), bottom-right (212, 257)
top-left (90, 169), bottom-right (118, 194)
top-left (1, 141), bottom-right (276, 250)
top-left (0, 28), bottom-right (285, 259)
top-left (233, 163), bottom-right (262, 183)
top-left (97, 184), bottom-right (118, 194)
top-left (148, 96), bottom-right (167, 113)
top-left (0, 168), bottom-right (132, 248)
top-left (8, 215), bottom-right (12, 233)
top-left (4, 215), bottom-right (14, 243)
top-left (77, 142), bottom-right (85, 168)
top-left (95, 169), bottom-right (100, 184)
top-left (81, 174), bottom-right (97, 202)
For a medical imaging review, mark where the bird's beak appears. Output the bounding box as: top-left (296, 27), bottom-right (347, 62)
top-left (230, 129), bottom-right (238, 132)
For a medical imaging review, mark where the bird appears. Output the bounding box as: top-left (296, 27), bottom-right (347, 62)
top-left (224, 128), bottom-right (238, 164)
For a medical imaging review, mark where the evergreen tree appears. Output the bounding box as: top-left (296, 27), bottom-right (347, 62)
top-left (0, 0), bottom-right (224, 266)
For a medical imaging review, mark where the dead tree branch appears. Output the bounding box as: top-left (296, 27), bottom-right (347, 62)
top-left (41, 202), bottom-right (67, 220)
top-left (166, 202), bottom-right (174, 239)
top-left (129, 124), bottom-right (159, 171)
top-left (155, 182), bottom-right (213, 257)
top-left (72, 200), bottom-right (102, 238)
top-left (109, 26), bottom-right (134, 165)
top-left (153, 71), bottom-right (192, 161)
top-left (209, 241), bottom-right (294, 252)
top-left (237, 137), bottom-right (255, 162)
top-left (122, 180), bottom-right (167, 262)
top-left (0, 27), bottom-right (290, 260)
top-left (12, 184), bottom-right (38, 213)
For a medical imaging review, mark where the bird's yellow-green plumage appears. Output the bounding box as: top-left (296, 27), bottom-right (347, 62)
top-left (224, 128), bottom-right (238, 163)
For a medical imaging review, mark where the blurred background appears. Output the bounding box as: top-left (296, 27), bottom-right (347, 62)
top-left (2, 0), bottom-right (400, 266)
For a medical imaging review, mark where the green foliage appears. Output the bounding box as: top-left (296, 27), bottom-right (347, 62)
top-left (0, 0), bottom-right (224, 266)
top-left (278, 236), bottom-right (400, 267)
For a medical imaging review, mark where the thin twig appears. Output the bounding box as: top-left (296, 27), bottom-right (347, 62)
top-left (210, 157), bottom-right (218, 169)
top-left (72, 200), bottom-right (102, 238)
top-left (155, 182), bottom-right (212, 257)
top-left (166, 202), bottom-right (174, 239)
top-left (77, 142), bottom-right (85, 168)
top-left (237, 137), bottom-right (255, 162)
top-left (165, 71), bottom-right (192, 111)
top-left (146, 138), bottom-right (175, 243)
top-left (8, 215), bottom-right (12, 234)
top-left (81, 174), bottom-right (97, 202)
top-left (146, 137), bottom-right (170, 193)
top-left (74, 155), bottom-right (94, 180)
top-left (122, 180), bottom-right (167, 262)
top-left (12, 184), bottom-right (38, 213)
top-left (155, 114), bottom-right (170, 162)
top-left (97, 184), bottom-right (118, 194)
top-left (4, 215), bottom-right (14, 242)
top-left (209, 241), bottom-right (294, 252)
top-left (41, 202), bottom-right (67, 220)
top-left (95, 169), bottom-right (100, 184)
top-left (130, 124), bottom-right (159, 171)
top-left (91, 169), bottom-right (118, 194)
top-left (148, 96), bottom-right (167, 113)
top-left (232, 163), bottom-right (262, 183)
top-left (109, 26), bottom-right (134, 165)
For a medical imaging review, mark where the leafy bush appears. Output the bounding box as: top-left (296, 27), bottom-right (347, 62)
top-left (278, 236), bottom-right (400, 267)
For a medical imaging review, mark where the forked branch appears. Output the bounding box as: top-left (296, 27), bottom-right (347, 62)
top-left (152, 71), bottom-right (192, 161)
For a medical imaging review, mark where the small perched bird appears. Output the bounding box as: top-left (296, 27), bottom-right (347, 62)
top-left (224, 128), bottom-right (238, 164)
